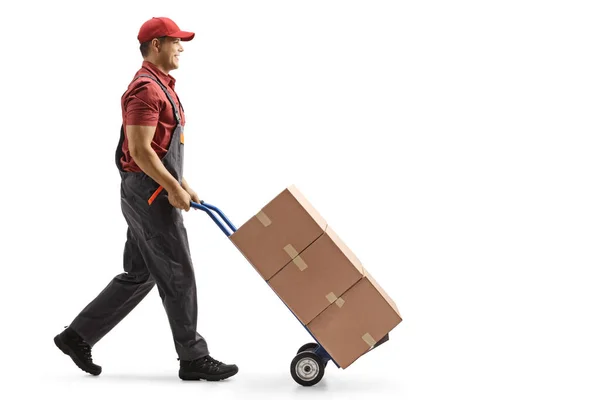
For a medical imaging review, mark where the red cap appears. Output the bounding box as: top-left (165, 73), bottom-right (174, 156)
top-left (137, 17), bottom-right (195, 43)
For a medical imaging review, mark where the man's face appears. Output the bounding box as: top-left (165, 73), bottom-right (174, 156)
top-left (157, 37), bottom-right (184, 71)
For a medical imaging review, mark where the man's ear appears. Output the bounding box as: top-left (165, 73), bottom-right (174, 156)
top-left (151, 38), bottom-right (162, 53)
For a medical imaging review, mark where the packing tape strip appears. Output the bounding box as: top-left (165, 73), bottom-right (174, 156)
top-left (284, 244), bottom-right (299, 259)
top-left (362, 333), bottom-right (376, 347)
top-left (255, 211), bottom-right (272, 227)
top-left (335, 297), bottom-right (345, 308)
top-left (293, 256), bottom-right (308, 271)
top-left (326, 292), bottom-right (337, 303)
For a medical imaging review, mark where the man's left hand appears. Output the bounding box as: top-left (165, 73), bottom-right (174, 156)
top-left (187, 188), bottom-right (201, 204)
top-left (181, 178), bottom-right (202, 204)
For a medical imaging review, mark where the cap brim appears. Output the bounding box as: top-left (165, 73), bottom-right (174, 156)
top-left (170, 31), bottom-right (195, 41)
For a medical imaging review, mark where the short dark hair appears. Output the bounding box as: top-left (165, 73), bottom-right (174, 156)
top-left (140, 36), bottom-right (167, 57)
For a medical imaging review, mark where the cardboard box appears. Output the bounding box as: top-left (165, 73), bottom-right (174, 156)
top-left (268, 225), bottom-right (365, 325)
top-left (307, 271), bottom-right (402, 369)
top-left (230, 185), bottom-right (327, 281)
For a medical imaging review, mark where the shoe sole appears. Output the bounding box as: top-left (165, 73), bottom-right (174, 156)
top-left (54, 335), bottom-right (101, 376)
top-left (179, 367), bottom-right (239, 381)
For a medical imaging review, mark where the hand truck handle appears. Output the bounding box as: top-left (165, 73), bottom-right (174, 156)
top-left (190, 201), bottom-right (237, 237)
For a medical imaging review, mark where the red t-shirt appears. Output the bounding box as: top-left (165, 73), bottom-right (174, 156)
top-left (120, 61), bottom-right (186, 172)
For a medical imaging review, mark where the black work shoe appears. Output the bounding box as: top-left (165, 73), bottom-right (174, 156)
top-left (179, 355), bottom-right (239, 381)
top-left (54, 327), bottom-right (102, 376)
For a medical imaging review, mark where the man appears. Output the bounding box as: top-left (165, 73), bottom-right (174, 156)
top-left (54, 17), bottom-right (238, 382)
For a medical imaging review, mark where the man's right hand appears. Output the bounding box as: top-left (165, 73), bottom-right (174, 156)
top-left (168, 185), bottom-right (192, 211)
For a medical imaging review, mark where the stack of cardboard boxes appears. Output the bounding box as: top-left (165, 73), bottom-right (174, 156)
top-left (230, 185), bottom-right (402, 369)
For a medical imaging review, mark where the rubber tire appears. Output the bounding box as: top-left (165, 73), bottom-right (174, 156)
top-left (297, 342), bottom-right (319, 354)
top-left (291, 351), bottom-right (325, 387)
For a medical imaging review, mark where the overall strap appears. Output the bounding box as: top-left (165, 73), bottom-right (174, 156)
top-left (134, 74), bottom-right (181, 124)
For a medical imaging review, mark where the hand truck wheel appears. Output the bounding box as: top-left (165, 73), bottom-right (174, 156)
top-left (290, 351), bottom-right (325, 386)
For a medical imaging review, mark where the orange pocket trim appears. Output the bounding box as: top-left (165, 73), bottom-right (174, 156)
top-left (180, 132), bottom-right (185, 144)
top-left (148, 186), bottom-right (164, 205)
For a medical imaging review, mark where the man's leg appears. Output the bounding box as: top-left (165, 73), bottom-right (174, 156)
top-left (55, 228), bottom-right (155, 375)
top-left (68, 228), bottom-right (156, 345)
top-left (134, 221), bottom-right (209, 361)
top-left (121, 194), bottom-right (238, 380)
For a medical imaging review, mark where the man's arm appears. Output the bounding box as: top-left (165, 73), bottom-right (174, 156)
top-left (126, 125), bottom-right (191, 210)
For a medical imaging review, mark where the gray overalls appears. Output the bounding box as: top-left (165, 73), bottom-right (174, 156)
top-left (69, 73), bottom-right (209, 361)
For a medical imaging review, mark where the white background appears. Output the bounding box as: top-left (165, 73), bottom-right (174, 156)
top-left (1, 0), bottom-right (599, 399)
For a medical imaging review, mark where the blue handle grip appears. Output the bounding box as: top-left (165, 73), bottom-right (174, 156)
top-left (190, 201), bottom-right (237, 237)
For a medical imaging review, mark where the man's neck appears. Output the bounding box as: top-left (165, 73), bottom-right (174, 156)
top-left (144, 59), bottom-right (171, 76)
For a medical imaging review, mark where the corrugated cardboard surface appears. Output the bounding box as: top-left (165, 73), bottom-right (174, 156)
top-left (307, 271), bottom-right (402, 369)
top-left (268, 226), bottom-right (365, 325)
top-left (230, 185), bottom-right (327, 280)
